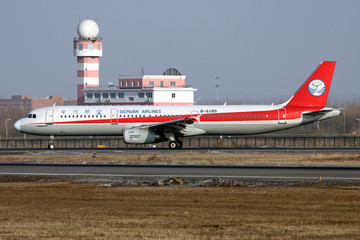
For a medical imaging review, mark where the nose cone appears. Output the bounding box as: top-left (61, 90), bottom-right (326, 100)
top-left (14, 120), bottom-right (21, 132)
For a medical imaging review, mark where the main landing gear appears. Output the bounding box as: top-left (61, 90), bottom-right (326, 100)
top-left (48, 136), bottom-right (55, 150)
top-left (168, 139), bottom-right (183, 149)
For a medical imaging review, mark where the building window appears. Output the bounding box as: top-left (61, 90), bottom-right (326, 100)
top-left (146, 92), bottom-right (152, 98)
top-left (86, 93), bottom-right (93, 99)
top-left (172, 93), bottom-right (176, 98)
top-left (161, 81), bottom-right (164, 87)
top-left (98, 44), bottom-right (101, 50)
top-left (126, 81), bottom-right (129, 86)
top-left (171, 81), bottom-right (176, 86)
top-left (118, 93), bottom-right (124, 98)
top-left (89, 44), bottom-right (94, 50)
top-left (95, 93), bottom-right (100, 99)
top-left (110, 93), bottom-right (116, 98)
top-left (128, 97), bottom-right (134, 101)
top-left (102, 93), bottom-right (109, 99)
top-left (120, 81), bottom-right (124, 87)
top-left (149, 81), bottom-right (154, 86)
top-left (132, 81), bottom-right (136, 86)
top-left (138, 92), bottom-right (144, 98)
top-left (79, 44), bottom-right (83, 50)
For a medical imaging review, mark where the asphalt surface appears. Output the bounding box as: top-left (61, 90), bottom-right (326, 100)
top-left (1, 163), bottom-right (360, 182)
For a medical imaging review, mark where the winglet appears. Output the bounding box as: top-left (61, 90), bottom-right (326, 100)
top-left (285, 61), bottom-right (336, 108)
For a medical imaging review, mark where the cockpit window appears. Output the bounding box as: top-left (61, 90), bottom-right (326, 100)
top-left (26, 114), bottom-right (37, 119)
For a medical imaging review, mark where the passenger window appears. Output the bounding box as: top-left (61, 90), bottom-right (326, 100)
top-left (33, 114), bottom-right (36, 118)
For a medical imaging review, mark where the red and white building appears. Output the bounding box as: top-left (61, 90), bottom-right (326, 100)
top-left (84, 68), bottom-right (197, 105)
top-left (73, 19), bottom-right (102, 105)
top-left (74, 19), bottom-right (196, 106)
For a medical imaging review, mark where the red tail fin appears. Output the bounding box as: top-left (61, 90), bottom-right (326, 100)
top-left (285, 61), bottom-right (336, 108)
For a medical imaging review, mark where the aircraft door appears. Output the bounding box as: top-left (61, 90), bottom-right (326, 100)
top-left (45, 109), bottom-right (54, 125)
top-left (110, 109), bottom-right (118, 125)
top-left (278, 108), bottom-right (286, 124)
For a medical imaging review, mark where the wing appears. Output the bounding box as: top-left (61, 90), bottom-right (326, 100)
top-left (138, 116), bottom-right (206, 137)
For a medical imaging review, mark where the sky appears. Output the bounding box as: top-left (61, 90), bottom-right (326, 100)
top-left (1, 0), bottom-right (359, 105)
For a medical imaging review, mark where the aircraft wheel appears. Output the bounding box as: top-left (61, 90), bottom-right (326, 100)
top-left (48, 143), bottom-right (55, 150)
top-left (169, 141), bottom-right (179, 149)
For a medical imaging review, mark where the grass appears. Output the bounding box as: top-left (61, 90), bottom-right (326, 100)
top-left (1, 151), bottom-right (359, 239)
top-left (1, 151), bottom-right (360, 166)
top-left (0, 183), bottom-right (360, 239)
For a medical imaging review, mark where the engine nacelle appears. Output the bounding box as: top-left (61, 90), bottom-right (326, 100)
top-left (123, 128), bottom-right (164, 144)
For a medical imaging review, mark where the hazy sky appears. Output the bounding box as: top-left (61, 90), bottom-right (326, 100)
top-left (1, 0), bottom-right (359, 104)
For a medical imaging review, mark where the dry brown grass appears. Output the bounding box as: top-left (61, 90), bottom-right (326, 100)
top-left (0, 182), bottom-right (359, 239)
top-left (1, 151), bottom-right (360, 166)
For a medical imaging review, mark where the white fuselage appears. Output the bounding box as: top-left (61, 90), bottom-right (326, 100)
top-left (15, 104), bottom-right (305, 136)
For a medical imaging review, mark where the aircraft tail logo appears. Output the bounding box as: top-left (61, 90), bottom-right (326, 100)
top-left (285, 61), bottom-right (336, 108)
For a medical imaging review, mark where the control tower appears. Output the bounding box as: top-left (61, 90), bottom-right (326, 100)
top-left (73, 19), bottom-right (103, 105)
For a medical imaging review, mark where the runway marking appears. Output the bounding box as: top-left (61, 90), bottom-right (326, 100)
top-left (1, 173), bottom-right (360, 181)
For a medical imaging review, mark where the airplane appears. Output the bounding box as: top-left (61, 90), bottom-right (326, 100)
top-left (14, 61), bottom-right (341, 150)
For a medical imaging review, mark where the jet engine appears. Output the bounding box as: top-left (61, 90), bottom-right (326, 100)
top-left (123, 128), bottom-right (165, 144)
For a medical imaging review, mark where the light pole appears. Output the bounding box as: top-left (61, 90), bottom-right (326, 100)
top-left (5, 118), bottom-right (11, 138)
top-left (215, 75), bottom-right (220, 105)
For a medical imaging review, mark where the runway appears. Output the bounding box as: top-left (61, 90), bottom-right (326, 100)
top-left (1, 163), bottom-right (360, 182)
top-left (1, 147), bottom-right (360, 155)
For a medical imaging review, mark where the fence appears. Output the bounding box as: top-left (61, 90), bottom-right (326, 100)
top-left (0, 135), bottom-right (359, 149)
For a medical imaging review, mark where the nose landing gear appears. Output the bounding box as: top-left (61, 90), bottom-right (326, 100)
top-left (48, 136), bottom-right (55, 150)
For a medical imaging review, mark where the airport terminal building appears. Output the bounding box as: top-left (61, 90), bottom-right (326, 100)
top-left (83, 68), bottom-right (197, 106)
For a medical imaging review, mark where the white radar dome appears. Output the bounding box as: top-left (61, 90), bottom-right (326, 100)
top-left (77, 19), bottom-right (99, 39)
